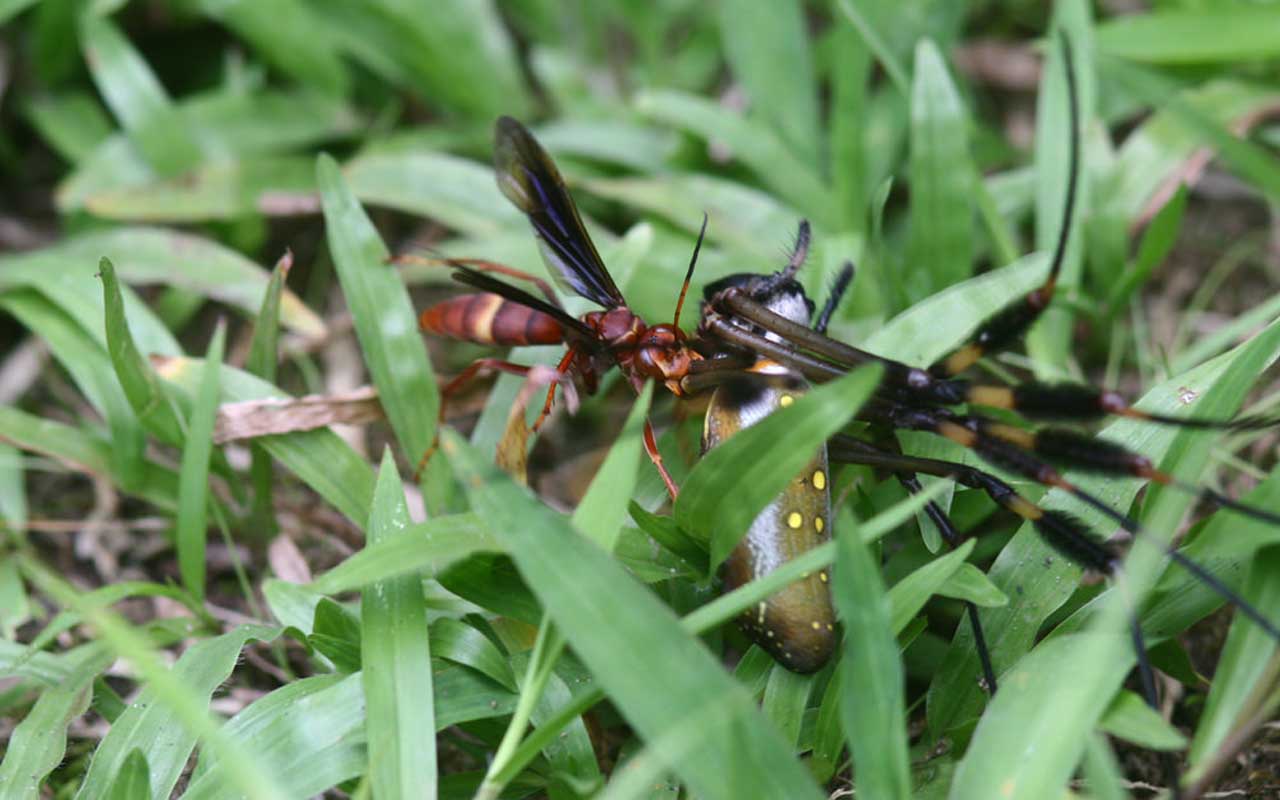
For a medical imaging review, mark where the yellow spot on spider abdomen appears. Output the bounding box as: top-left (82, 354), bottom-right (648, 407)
top-left (819, 572), bottom-right (828, 583)
top-left (779, 394), bottom-right (794, 407)
top-left (811, 621), bottom-right (821, 630)
top-left (812, 470), bottom-right (826, 490)
top-left (787, 512), bottom-right (803, 529)
top-left (814, 517), bottom-right (825, 532)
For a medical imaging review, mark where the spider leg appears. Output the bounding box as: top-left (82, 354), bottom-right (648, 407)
top-left (832, 435), bottom-right (999, 695)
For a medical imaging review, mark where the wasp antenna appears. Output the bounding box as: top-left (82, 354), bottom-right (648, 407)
top-left (672, 213), bottom-right (709, 331)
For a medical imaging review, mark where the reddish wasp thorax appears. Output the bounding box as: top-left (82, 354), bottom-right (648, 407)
top-left (415, 116), bottom-right (706, 497)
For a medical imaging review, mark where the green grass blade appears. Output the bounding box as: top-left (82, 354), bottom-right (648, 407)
top-left (833, 508), bottom-right (911, 800)
top-left (106, 750), bottom-right (150, 800)
top-left (176, 322), bottom-right (224, 602)
top-left (0, 290), bottom-right (145, 487)
top-left (760, 665), bottom-right (812, 749)
top-left (1097, 9), bottom-right (1280, 64)
top-left (864, 253), bottom-right (1047, 365)
top-left (717, 0), bottom-right (819, 168)
top-left (362, 451), bottom-right (437, 800)
top-left (0, 646), bottom-right (112, 800)
top-left (245, 252), bottom-right (291, 539)
top-left (98, 258), bottom-right (184, 445)
top-left (571, 384), bottom-right (650, 552)
top-left (77, 14), bottom-right (200, 177)
top-left (317, 154), bottom-right (438, 471)
top-left (309, 513), bottom-right (497, 593)
top-left (441, 430), bottom-right (825, 800)
top-left (1187, 542), bottom-right (1280, 770)
top-left (904, 39), bottom-right (972, 302)
top-left (182, 675), bottom-right (365, 800)
top-left (633, 90), bottom-right (832, 226)
top-left (676, 365), bottom-right (882, 570)
top-left (191, 0), bottom-right (347, 95)
top-left (430, 618), bottom-right (518, 692)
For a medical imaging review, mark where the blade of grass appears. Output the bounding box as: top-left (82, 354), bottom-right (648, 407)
top-left (442, 430), bottom-right (826, 800)
top-left (77, 14), bottom-right (200, 177)
top-left (1097, 9), bottom-right (1280, 64)
top-left (571, 384), bottom-right (650, 552)
top-left (106, 750), bottom-right (150, 800)
top-left (0, 290), bottom-right (145, 488)
top-left (176, 322), bottom-right (224, 602)
top-left (181, 675), bottom-right (367, 800)
top-left (317, 154), bottom-right (438, 477)
top-left (904, 39), bottom-right (972, 302)
top-left (0, 645), bottom-right (113, 800)
top-left (362, 451), bottom-right (437, 800)
top-left (191, 0), bottom-right (347, 95)
top-left (245, 251), bottom-right (292, 540)
top-left (430, 618), bottom-right (517, 692)
top-left (633, 90), bottom-right (832, 227)
top-left (309, 513), bottom-right (496, 593)
top-left (717, 0), bottom-right (819, 168)
top-left (833, 506), bottom-right (911, 800)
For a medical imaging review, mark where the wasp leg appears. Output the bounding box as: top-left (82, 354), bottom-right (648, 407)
top-left (394, 254), bottom-right (564, 307)
top-left (415, 358), bottom-right (566, 481)
top-left (643, 418), bottom-right (680, 502)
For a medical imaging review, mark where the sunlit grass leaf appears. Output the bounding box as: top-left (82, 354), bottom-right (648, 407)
top-left (949, 314), bottom-right (1280, 799)
top-left (886, 540), bottom-right (976, 635)
top-left (0, 290), bottom-right (144, 487)
top-left (176, 322), bottom-right (223, 602)
top-left (718, 0), bottom-right (819, 168)
top-left (676, 366), bottom-right (882, 570)
top-left (905, 39), bottom-right (972, 303)
top-left (106, 749), bottom-right (150, 800)
top-left (1105, 58), bottom-right (1280, 208)
top-left (191, 0), bottom-right (348, 95)
top-left (77, 156), bottom-right (316, 222)
top-left (25, 91), bottom-right (114, 162)
top-left (1097, 9), bottom-right (1280, 63)
top-left (1187, 543), bottom-right (1280, 772)
top-left (571, 385), bottom-right (650, 552)
top-left (309, 513), bottom-right (497, 594)
top-left (57, 90), bottom-right (358, 211)
top-left (0, 406), bottom-right (178, 511)
top-left (310, 599), bottom-right (362, 674)
top-left (1, 228), bottom-right (323, 337)
top-left (344, 151), bottom-right (520, 237)
top-left (99, 257), bottom-right (188, 445)
top-left (183, 675), bottom-right (365, 800)
top-left (77, 14), bottom-right (200, 177)
top-left (760, 666), bottom-right (812, 748)
top-left (317, 154), bottom-right (438, 470)
top-left (441, 430), bottom-right (825, 800)
top-left (430, 618), bottom-right (517, 692)
top-left (833, 507), bottom-right (911, 800)
top-left (1097, 691), bottom-right (1185, 750)
top-left (863, 253), bottom-right (1046, 366)
top-left (0, 646), bottom-right (111, 800)
top-left (634, 90), bottom-right (832, 226)
top-left (66, 620), bottom-right (282, 800)
top-left (1105, 183), bottom-right (1187, 315)
top-left (362, 451), bottom-right (437, 800)
top-left (0, 442), bottom-right (26, 533)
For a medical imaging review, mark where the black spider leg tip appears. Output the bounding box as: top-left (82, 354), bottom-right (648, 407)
top-left (897, 472), bottom-right (999, 695)
top-left (753, 220), bottom-right (812, 301)
top-left (814, 262), bottom-right (855, 336)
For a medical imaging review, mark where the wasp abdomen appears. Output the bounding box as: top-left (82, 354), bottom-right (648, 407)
top-left (419, 293), bottom-right (565, 346)
top-left (704, 371), bottom-right (836, 673)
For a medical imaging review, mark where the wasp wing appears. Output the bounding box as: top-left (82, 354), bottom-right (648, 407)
top-left (493, 116), bottom-right (626, 310)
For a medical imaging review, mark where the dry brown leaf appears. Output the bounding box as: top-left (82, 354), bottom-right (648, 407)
top-left (213, 386), bottom-right (385, 443)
